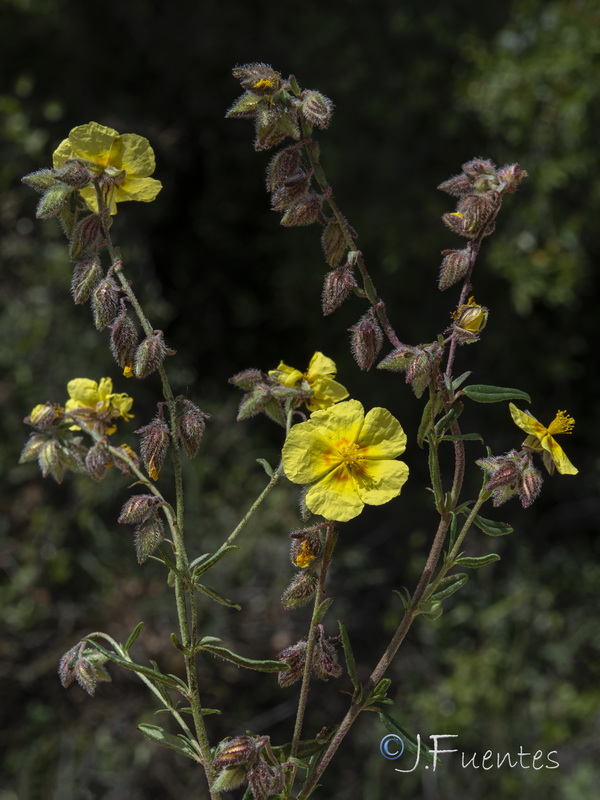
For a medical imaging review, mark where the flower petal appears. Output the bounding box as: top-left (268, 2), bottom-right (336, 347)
top-left (357, 406), bottom-right (407, 458)
top-left (540, 435), bottom-right (578, 475)
top-left (307, 377), bottom-right (349, 411)
top-left (269, 362), bottom-right (303, 387)
top-left (306, 351), bottom-right (337, 381)
top-left (66, 378), bottom-right (100, 408)
top-left (114, 176), bottom-right (163, 203)
top-left (53, 122), bottom-right (119, 168)
top-left (118, 133), bottom-right (156, 177)
top-left (305, 465), bottom-right (364, 522)
top-left (509, 403), bottom-right (546, 441)
top-left (282, 423), bottom-right (339, 484)
top-left (354, 459), bottom-right (409, 505)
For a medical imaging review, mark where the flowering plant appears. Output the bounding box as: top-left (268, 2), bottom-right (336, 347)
top-left (20, 64), bottom-right (577, 799)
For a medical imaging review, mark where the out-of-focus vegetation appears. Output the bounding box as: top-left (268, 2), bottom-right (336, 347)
top-left (2, 1), bottom-right (598, 798)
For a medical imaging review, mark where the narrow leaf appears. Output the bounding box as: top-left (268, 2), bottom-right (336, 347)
top-left (200, 644), bottom-right (289, 672)
top-left (439, 432), bottom-right (484, 443)
top-left (429, 573), bottom-right (468, 602)
top-left (85, 641), bottom-right (187, 692)
top-left (338, 621), bottom-right (360, 693)
top-left (454, 554), bottom-right (501, 569)
top-left (434, 403), bottom-right (463, 437)
top-left (452, 370), bottom-right (472, 391)
top-left (314, 597), bottom-right (333, 623)
top-left (256, 457), bottom-right (273, 477)
top-left (170, 633), bottom-right (192, 655)
top-left (137, 724), bottom-right (200, 762)
top-left (378, 712), bottom-right (438, 764)
top-left (473, 514), bottom-right (514, 536)
top-left (125, 621), bottom-right (144, 652)
top-left (192, 546), bottom-right (238, 578)
top-left (417, 394), bottom-right (443, 448)
top-left (194, 582), bottom-right (241, 610)
top-left (461, 384), bottom-right (531, 404)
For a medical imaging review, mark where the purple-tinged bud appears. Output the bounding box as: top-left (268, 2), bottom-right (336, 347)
top-left (58, 645), bottom-right (79, 688)
top-left (312, 625), bottom-right (342, 681)
top-left (281, 571), bottom-right (319, 610)
top-left (229, 369), bottom-right (266, 390)
top-left (476, 452), bottom-right (520, 507)
top-left (136, 417), bottom-right (170, 480)
top-left (349, 309), bottom-right (383, 370)
top-left (438, 248), bottom-right (471, 290)
top-left (133, 330), bottom-right (175, 379)
top-left (133, 515), bottom-right (164, 563)
top-left (118, 494), bottom-right (162, 525)
top-left (85, 440), bottom-right (112, 482)
top-left (301, 90), bottom-right (334, 128)
top-left (69, 214), bottom-right (103, 260)
top-left (461, 158), bottom-right (497, 179)
top-left (457, 193), bottom-right (498, 235)
top-left (35, 184), bottom-right (73, 219)
top-left (71, 255), bottom-right (103, 304)
top-left (519, 462), bottom-right (543, 508)
top-left (266, 145), bottom-right (302, 192)
top-left (214, 736), bottom-right (258, 770)
top-left (322, 265), bottom-right (357, 315)
top-left (74, 657), bottom-right (97, 696)
top-left (232, 63), bottom-right (282, 94)
top-left (175, 397), bottom-right (210, 459)
top-left (110, 307), bottom-right (138, 371)
top-left (497, 163), bottom-right (528, 194)
top-left (321, 222), bottom-right (347, 269)
top-left (58, 643), bottom-right (110, 695)
top-left (54, 159), bottom-right (94, 189)
top-left (437, 173), bottom-right (473, 197)
top-left (91, 276), bottom-right (120, 330)
top-left (271, 174), bottom-right (310, 211)
top-left (248, 761), bottom-right (284, 800)
top-left (277, 640), bottom-right (308, 687)
top-left (279, 194), bottom-right (321, 227)
top-left (442, 211), bottom-right (475, 239)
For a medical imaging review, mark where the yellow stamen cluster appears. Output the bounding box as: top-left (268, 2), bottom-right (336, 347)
top-left (548, 410), bottom-right (575, 435)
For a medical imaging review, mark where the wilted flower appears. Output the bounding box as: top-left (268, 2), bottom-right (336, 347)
top-left (269, 351), bottom-right (348, 412)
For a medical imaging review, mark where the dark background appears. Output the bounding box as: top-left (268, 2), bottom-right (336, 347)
top-left (1, 0), bottom-right (599, 798)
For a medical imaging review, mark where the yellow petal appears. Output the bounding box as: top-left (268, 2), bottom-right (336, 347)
top-left (306, 377), bottom-right (349, 411)
top-left (509, 403), bottom-right (547, 440)
top-left (306, 351), bottom-right (337, 382)
top-left (282, 423), bottom-right (339, 484)
top-left (97, 378), bottom-right (114, 404)
top-left (66, 378), bottom-right (100, 407)
top-left (305, 465), bottom-right (364, 522)
top-left (53, 122), bottom-right (119, 168)
top-left (118, 133), bottom-right (157, 177)
top-left (540, 435), bottom-right (578, 475)
top-left (354, 459), bottom-right (409, 505)
top-left (110, 392), bottom-right (134, 420)
top-left (114, 176), bottom-right (163, 203)
top-left (269, 362), bottom-right (303, 387)
top-left (358, 406), bottom-right (407, 458)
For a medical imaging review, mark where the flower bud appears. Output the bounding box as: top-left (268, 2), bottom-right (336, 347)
top-left (266, 145), bottom-right (302, 192)
top-left (281, 571), bottom-right (319, 610)
top-left (462, 158), bottom-right (497, 179)
top-left (301, 90), bottom-right (334, 128)
top-left (118, 494), bottom-right (161, 525)
top-left (290, 527), bottom-right (322, 568)
top-left (232, 63), bottom-right (282, 94)
top-left (279, 194), bottom-right (321, 226)
top-left (39, 439), bottom-right (66, 483)
top-left (35, 184), bottom-right (73, 219)
top-left (71, 255), bottom-right (103, 304)
top-left (229, 369), bottom-right (265, 390)
top-left (277, 640), bottom-right (308, 687)
top-left (457, 193), bottom-right (498, 235)
top-left (322, 265), bottom-right (357, 315)
top-left (438, 248), bottom-right (471, 290)
top-left (248, 761), bottom-right (284, 800)
top-left (211, 766), bottom-right (247, 793)
top-left (22, 169), bottom-right (58, 193)
top-left (133, 331), bottom-right (174, 379)
top-left (442, 211), bottom-right (474, 239)
top-left (349, 309), bottom-right (383, 370)
top-left (476, 452), bottom-right (520, 507)
top-left (437, 173), bottom-right (473, 197)
top-left (175, 397), bottom-right (210, 459)
top-left (91, 276), bottom-right (120, 330)
top-left (321, 221), bottom-right (347, 269)
top-left (214, 736), bottom-right (258, 770)
top-left (26, 402), bottom-right (61, 428)
top-left (453, 297), bottom-right (488, 343)
top-left (85, 440), bottom-right (112, 481)
top-left (58, 644), bottom-right (79, 688)
top-left (497, 163), bottom-right (528, 194)
top-left (226, 90), bottom-right (264, 119)
top-left (69, 214), bottom-right (103, 260)
top-left (19, 433), bottom-right (47, 463)
top-left (54, 159), bottom-right (93, 189)
top-left (133, 515), bottom-right (164, 563)
top-left (110, 307), bottom-right (138, 372)
top-left (518, 462), bottom-right (543, 508)
top-left (312, 625), bottom-right (342, 681)
top-left (136, 416), bottom-right (170, 480)
top-left (270, 174), bottom-right (310, 211)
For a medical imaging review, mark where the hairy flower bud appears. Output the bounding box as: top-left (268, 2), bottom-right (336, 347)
top-left (19, 433), bottom-right (47, 464)
top-left (134, 330), bottom-right (175, 379)
top-left (118, 494), bottom-right (162, 525)
top-left (54, 159), bottom-right (94, 189)
top-left (22, 168), bottom-right (58, 193)
top-left (497, 163), bottom-right (528, 194)
top-left (39, 439), bottom-right (66, 483)
top-left (232, 63), bottom-right (282, 95)
top-left (270, 174), bottom-right (310, 211)
top-left (452, 297), bottom-right (489, 343)
top-left (442, 211), bottom-right (474, 239)
top-left (133, 515), bottom-right (164, 563)
top-left (35, 184), bottom-right (73, 219)
top-left (71, 255), bottom-right (103, 304)
top-left (91, 276), bottom-right (120, 330)
top-left (229, 369), bottom-right (266, 390)
top-left (26, 402), bottom-right (61, 428)
top-left (476, 452), bottom-right (521, 507)
top-left (322, 265), bottom-right (357, 315)
top-left (248, 761), bottom-right (284, 800)
top-left (437, 173), bottom-right (473, 197)
top-left (301, 90), bottom-right (334, 128)
top-left (312, 625), bottom-right (342, 681)
top-left (290, 527), bottom-right (322, 568)
top-left (277, 640), bottom-right (308, 687)
top-left (175, 397), bottom-right (210, 459)
top-left (58, 642), bottom-right (111, 696)
top-left (85, 440), bottom-right (112, 481)
top-left (349, 309), bottom-right (383, 371)
top-left (518, 462), bottom-right (543, 508)
top-left (136, 416), bottom-right (170, 480)
top-left (266, 145), bottom-right (302, 192)
top-left (214, 736), bottom-right (258, 770)
top-left (438, 248), bottom-right (471, 290)
top-left (211, 766), bottom-right (247, 793)
top-left (457, 193), bottom-right (498, 235)
top-left (279, 194), bottom-right (321, 226)
top-left (281, 571), bottom-right (319, 610)
top-left (69, 214), bottom-right (103, 260)
top-left (110, 307), bottom-right (138, 372)
top-left (321, 222), bottom-right (348, 269)
top-left (462, 158), bottom-right (496, 179)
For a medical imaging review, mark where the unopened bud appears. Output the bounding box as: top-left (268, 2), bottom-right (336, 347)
top-left (271, 175), bottom-right (310, 211)
top-left (39, 439), bottom-right (65, 483)
top-left (85, 440), bottom-right (112, 481)
top-left (92, 276), bottom-right (120, 330)
top-left (19, 433), bottom-right (47, 464)
top-left (211, 766), bottom-right (247, 793)
top-left (518, 462), bottom-right (543, 508)
top-left (214, 736), bottom-right (258, 770)
top-left (110, 307), bottom-right (138, 371)
top-left (476, 452), bottom-right (520, 507)
top-left (232, 62), bottom-right (282, 94)
top-left (175, 397), bottom-right (210, 459)
top-left (133, 515), bottom-right (164, 563)
top-left (461, 158), bottom-right (497, 179)
top-left (69, 214), bottom-right (103, 260)
top-left (281, 572), bottom-right (319, 610)
top-left (457, 193), bottom-right (498, 235)
top-left (277, 640), bottom-right (308, 687)
top-left (453, 297), bottom-right (488, 343)
top-left (118, 494), bottom-right (161, 525)
top-left (321, 222), bottom-right (347, 269)
top-left (377, 346), bottom-right (416, 373)
top-left (438, 248), bottom-right (471, 290)
top-left (301, 90), bottom-right (334, 128)
top-left (312, 625), bottom-right (342, 681)
top-left (71, 255), bottom-right (103, 304)
top-left (437, 173), bottom-right (473, 197)
top-left (266, 146), bottom-right (302, 192)
top-left (26, 403), bottom-right (60, 428)
top-left (22, 169), bottom-right (58, 193)
top-left (279, 194), bottom-right (321, 227)
top-left (497, 163), bottom-right (528, 194)
top-left (54, 159), bottom-right (93, 189)
top-left (290, 528), bottom-right (322, 568)
top-left (36, 185), bottom-right (73, 219)
top-left (321, 265), bottom-right (357, 315)
top-left (133, 330), bottom-right (174, 379)
top-left (248, 761), bottom-right (283, 800)
top-left (58, 645), bottom-right (79, 688)
top-left (442, 211), bottom-right (474, 239)
top-left (349, 309), bottom-right (383, 370)
top-left (136, 417), bottom-right (170, 480)
top-left (229, 369), bottom-right (266, 390)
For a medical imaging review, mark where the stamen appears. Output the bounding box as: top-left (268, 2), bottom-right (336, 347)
top-left (548, 410), bottom-right (575, 436)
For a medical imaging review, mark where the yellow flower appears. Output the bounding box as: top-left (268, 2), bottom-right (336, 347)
top-left (509, 403), bottom-right (578, 476)
top-left (282, 399), bottom-right (409, 522)
top-left (66, 377), bottom-right (133, 434)
top-left (53, 122), bottom-right (162, 215)
top-left (453, 296), bottom-right (488, 333)
top-left (269, 351), bottom-right (348, 412)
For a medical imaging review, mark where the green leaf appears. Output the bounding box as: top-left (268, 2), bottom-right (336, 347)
top-left (200, 644), bottom-right (289, 672)
top-left (454, 553), bottom-right (501, 569)
top-left (378, 712), bottom-right (438, 764)
top-left (194, 582), bottom-right (241, 610)
top-left (434, 403), bottom-right (463, 437)
top-left (439, 432), bottom-right (484, 443)
top-left (137, 724), bottom-right (200, 762)
top-left (473, 514), bottom-right (514, 536)
top-left (392, 587), bottom-right (412, 611)
top-left (417, 394), bottom-right (443, 448)
top-left (314, 597), bottom-right (333, 623)
top-left (84, 641), bottom-right (188, 693)
top-left (191, 546), bottom-right (238, 578)
top-left (125, 622), bottom-right (144, 652)
top-left (198, 635), bottom-right (222, 646)
top-left (338, 621), bottom-right (360, 694)
top-left (461, 384), bottom-right (531, 404)
top-left (256, 457), bottom-right (273, 477)
top-left (429, 573), bottom-right (468, 602)
top-left (170, 633), bottom-right (192, 655)
top-left (451, 370), bottom-right (472, 391)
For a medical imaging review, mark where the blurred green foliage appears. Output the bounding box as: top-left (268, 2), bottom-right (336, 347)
top-left (1, 0), bottom-right (598, 798)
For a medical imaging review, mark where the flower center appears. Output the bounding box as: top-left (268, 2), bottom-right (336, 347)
top-left (547, 410), bottom-right (575, 436)
top-left (336, 440), bottom-right (362, 466)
